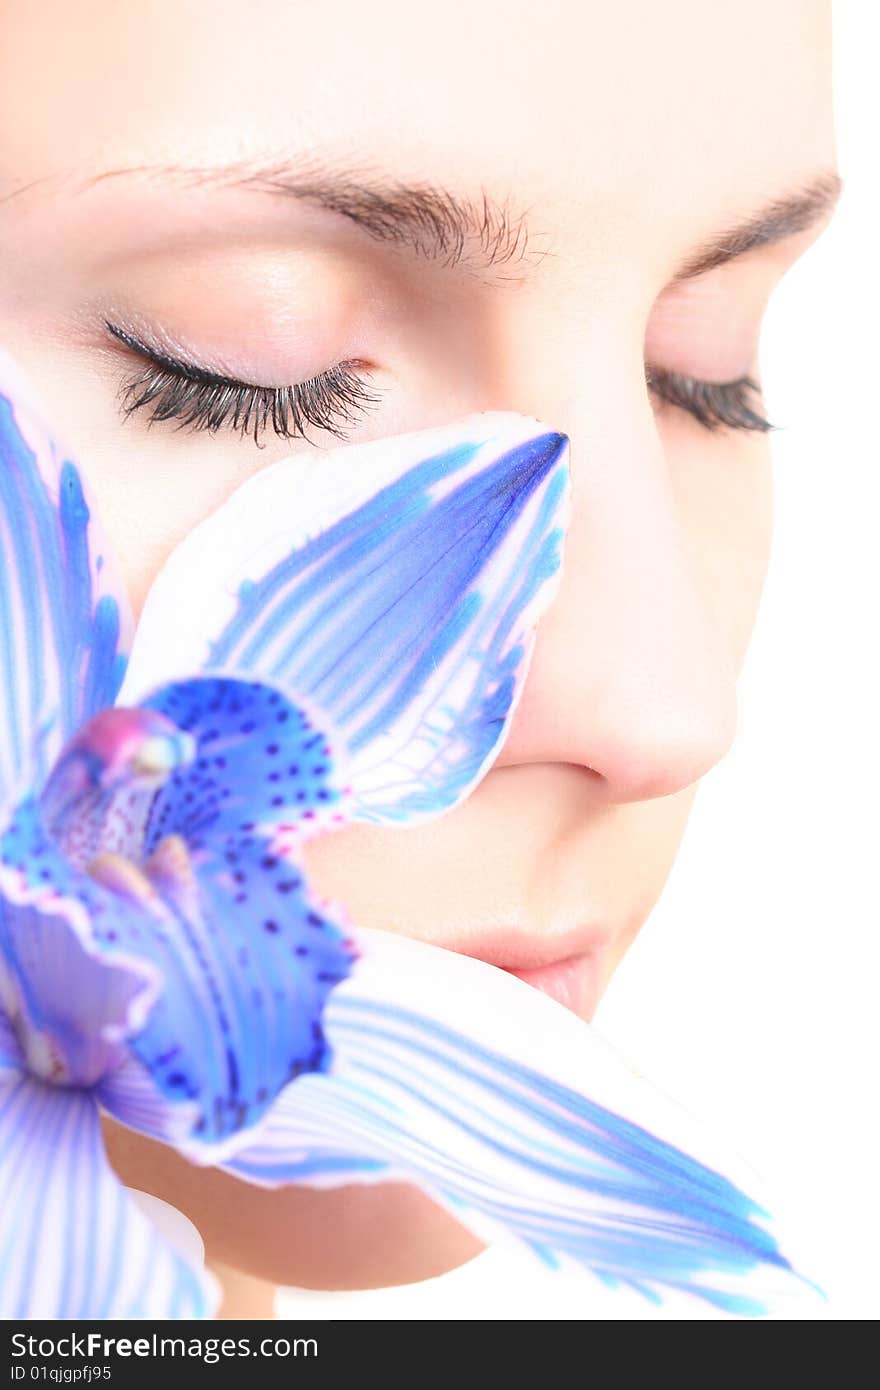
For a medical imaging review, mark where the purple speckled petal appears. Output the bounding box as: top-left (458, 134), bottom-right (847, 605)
top-left (117, 675), bottom-right (357, 1147)
top-left (138, 674), bottom-right (350, 853)
top-left (4, 675), bottom-right (356, 1146)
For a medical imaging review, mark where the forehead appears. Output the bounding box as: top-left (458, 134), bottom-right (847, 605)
top-left (0, 0), bottom-right (832, 274)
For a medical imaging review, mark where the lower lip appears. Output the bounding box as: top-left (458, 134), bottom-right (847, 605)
top-left (504, 954), bottom-right (598, 1020)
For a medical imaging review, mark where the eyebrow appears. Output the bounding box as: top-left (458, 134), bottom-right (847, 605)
top-left (76, 159), bottom-right (841, 285)
top-left (79, 157), bottom-right (542, 281)
top-left (671, 171), bottom-right (842, 281)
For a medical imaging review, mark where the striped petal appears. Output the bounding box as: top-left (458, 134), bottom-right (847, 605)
top-left (223, 929), bottom-right (814, 1318)
top-left (0, 1072), bottom-right (215, 1317)
top-left (0, 350), bottom-right (132, 804)
top-left (121, 414), bottom-right (569, 824)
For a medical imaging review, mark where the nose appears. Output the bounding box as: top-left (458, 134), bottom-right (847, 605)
top-left (497, 382), bottom-right (738, 804)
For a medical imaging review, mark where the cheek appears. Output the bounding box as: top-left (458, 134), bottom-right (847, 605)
top-left (0, 329), bottom-right (268, 619)
top-left (666, 418), bottom-right (774, 671)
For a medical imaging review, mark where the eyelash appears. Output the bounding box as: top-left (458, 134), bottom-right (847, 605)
top-left (106, 321), bottom-right (382, 448)
top-left (645, 365), bottom-right (773, 434)
top-left (106, 320), bottom-right (773, 446)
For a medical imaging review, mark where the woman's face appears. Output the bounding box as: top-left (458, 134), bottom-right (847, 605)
top-left (0, 0), bottom-right (836, 1290)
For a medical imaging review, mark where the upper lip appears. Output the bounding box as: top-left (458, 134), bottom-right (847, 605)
top-left (428, 925), bottom-right (608, 973)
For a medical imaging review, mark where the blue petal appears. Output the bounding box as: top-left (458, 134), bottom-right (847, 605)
top-left (98, 1052), bottom-right (200, 1143)
top-left (0, 1007), bottom-right (23, 1073)
top-left (0, 352), bottom-right (131, 802)
top-left (39, 705), bottom-right (199, 872)
top-left (122, 414), bottom-right (570, 824)
top-left (3, 677), bottom-right (354, 1139)
top-left (106, 831), bottom-right (356, 1148)
top-left (0, 797), bottom-right (162, 1086)
top-left (223, 933), bottom-right (809, 1317)
top-left (0, 1071), bottom-right (214, 1317)
top-left (139, 674), bottom-right (350, 850)
top-left (101, 676), bottom-right (356, 1145)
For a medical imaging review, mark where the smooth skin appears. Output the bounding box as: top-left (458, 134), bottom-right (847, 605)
top-left (0, 0), bottom-right (837, 1311)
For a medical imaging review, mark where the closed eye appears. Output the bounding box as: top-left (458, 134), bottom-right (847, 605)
top-left (105, 319), bottom-right (772, 447)
top-left (105, 320), bottom-right (383, 448)
top-left (645, 365), bottom-right (773, 434)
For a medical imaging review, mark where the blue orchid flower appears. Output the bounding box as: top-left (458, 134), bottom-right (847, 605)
top-left (0, 352), bottom-right (810, 1319)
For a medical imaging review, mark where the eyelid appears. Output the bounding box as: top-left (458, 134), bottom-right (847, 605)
top-left (104, 320), bottom-right (767, 444)
top-left (645, 245), bottom-right (787, 384)
top-left (646, 295), bottom-right (766, 385)
top-left (104, 319), bottom-right (383, 446)
top-left (105, 320), bottom-right (287, 392)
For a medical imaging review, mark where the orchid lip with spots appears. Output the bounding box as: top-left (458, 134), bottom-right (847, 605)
top-left (0, 348), bottom-right (816, 1319)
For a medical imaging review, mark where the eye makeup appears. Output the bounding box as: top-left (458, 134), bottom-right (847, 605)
top-left (645, 365), bottom-right (773, 433)
top-left (106, 316), bottom-right (773, 447)
top-left (104, 320), bottom-right (381, 446)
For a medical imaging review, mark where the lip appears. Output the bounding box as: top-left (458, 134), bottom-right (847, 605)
top-left (434, 926), bottom-right (609, 1022)
top-left (439, 925), bottom-right (607, 973)
top-left (503, 954), bottom-right (600, 1020)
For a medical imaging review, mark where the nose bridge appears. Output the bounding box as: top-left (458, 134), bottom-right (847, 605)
top-left (500, 383), bottom-right (738, 802)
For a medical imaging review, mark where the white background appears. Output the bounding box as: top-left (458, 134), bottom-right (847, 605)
top-left (279, 3), bottom-right (879, 1319)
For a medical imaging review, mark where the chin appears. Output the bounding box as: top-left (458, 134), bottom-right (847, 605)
top-left (103, 1117), bottom-right (484, 1290)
